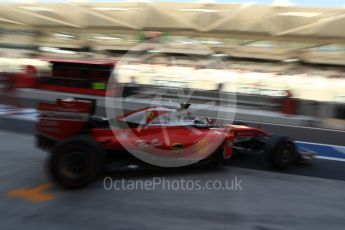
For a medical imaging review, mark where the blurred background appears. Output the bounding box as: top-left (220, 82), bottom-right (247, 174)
top-left (1, 0), bottom-right (345, 130)
top-left (1, 2), bottom-right (345, 230)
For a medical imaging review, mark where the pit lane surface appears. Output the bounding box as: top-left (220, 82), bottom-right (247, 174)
top-left (1, 130), bottom-right (345, 230)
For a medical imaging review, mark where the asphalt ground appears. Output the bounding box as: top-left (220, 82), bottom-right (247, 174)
top-left (1, 130), bottom-right (345, 230)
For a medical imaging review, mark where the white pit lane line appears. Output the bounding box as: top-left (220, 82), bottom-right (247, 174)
top-left (315, 156), bottom-right (345, 162)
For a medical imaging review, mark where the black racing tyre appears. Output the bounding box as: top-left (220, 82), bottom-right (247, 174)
top-left (199, 148), bottom-right (224, 168)
top-left (264, 136), bottom-right (297, 169)
top-left (47, 136), bottom-right (106, 189)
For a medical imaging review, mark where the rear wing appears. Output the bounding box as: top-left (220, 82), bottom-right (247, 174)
top-left (37, 98), bottom-right (96, 144)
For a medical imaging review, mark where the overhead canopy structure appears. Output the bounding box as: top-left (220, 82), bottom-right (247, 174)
top-left (0, 2), bottom-right (344, 39)
top-left (0, 2), bottom-right (344, 64)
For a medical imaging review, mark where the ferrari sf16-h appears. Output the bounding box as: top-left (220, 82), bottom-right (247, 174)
top-left (36, 98), bottom-right (313, 189)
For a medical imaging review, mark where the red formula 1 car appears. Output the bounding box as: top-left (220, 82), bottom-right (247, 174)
top-left (36, 98), bottom-right (313, 189)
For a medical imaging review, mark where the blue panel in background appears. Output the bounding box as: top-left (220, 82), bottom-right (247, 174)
top-left (0, 105), bottom-right (38, 120)
top-left (297, 142), bottom-right (345, 160)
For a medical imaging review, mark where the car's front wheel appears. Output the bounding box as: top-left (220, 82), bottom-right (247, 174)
top-left (265, 136), bottom-right (297, 169)
top-left (47, 136), bottom-right (105, 189)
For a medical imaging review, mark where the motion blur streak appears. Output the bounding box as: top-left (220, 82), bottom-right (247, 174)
top-left (0, 1), bottom-right (344, 230)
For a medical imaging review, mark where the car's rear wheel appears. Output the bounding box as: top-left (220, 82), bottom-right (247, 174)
top-left (47, 136), bottom-right (105, 189)
top-left (265, 136), bottom-right (297, 169)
